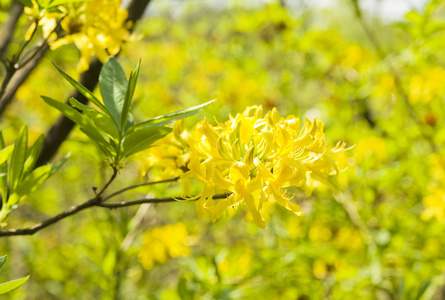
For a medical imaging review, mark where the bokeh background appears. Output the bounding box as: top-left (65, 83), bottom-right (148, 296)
top-left (1, 0), bottom-right (445, 299)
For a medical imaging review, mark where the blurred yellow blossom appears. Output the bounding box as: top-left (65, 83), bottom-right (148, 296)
top-left (138, 223), bottom-right (191, 270)
top-left (421, 188), bottom-right (445, 221)
top-left (355, 136), bottom-right (387, 164)
top-left (409, 67), bottom-right (445, 104)
top-left (25, 0), bottom-right (131, 72)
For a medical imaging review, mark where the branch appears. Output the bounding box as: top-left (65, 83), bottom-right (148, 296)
top-left (36, 0), bottom-right (154, 166)
top-left (98, 193), bottom-right (232, 209)
top-left (102, 177), bottom-right (180, 201)
top-left (0, 42), bottom-right (49, 116)
top-left (0, 0), bottom-right (23, 57)
top-left (0, 192), bottom-right (232, 237)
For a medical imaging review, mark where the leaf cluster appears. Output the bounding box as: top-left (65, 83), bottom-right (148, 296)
top-left (43, 58), bottom-right (215, 167)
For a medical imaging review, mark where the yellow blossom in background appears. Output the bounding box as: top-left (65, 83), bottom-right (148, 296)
top-left (140, 120), bottom-right (192, 181)
top-left (408, 67), bottom-right (445, 104)
top-left (421, 189), bottom-right (445, 222)
top-left (138, 223), bottom-right (191, 270)
top-left (355, 136), bottom-right (387, 164)
top-left (181, 106), bottom-right (349, 228)
top-left (25, 0), bottom-right (130, 72)
top-left (23, 0), bottom-right (60, 40)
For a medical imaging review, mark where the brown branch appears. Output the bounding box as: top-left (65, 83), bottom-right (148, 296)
top-left (0, 42), bottom-right (49, 116)
top-left (0, 168), bottom-right (120, 237)
top-left (0, 193), bottom-right (232, 237)
top-left (36, 0), bottom-right (153, 167)
top-left (0, 0), bottom-right (24, 57)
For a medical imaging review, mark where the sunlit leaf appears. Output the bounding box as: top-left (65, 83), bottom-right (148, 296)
top-left (69, 98), bottom-right (119, 140)
top-left (121, 126), bottom-right (172, 159)
top-left (99, 57), bottom-right (128, 128)
top-left (0, 276), bottom-right (30, 295)
top-left (9, 125), bottom-right (28, 192)
top-left (52, 63), bottom-right (112, 119)
top-left (121, 59), bottom-right (140, 130)
top-left (23, 134), bottom-right (44, 178)
top-left (128, 99), bottom-right (216, 133)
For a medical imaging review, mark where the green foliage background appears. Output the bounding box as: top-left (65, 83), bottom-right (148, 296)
top-left (1, 0), bottom-right (445, 299)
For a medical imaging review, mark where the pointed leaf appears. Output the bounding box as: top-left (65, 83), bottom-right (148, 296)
top-left (18, 0), bottom-right (33, 7)
top-left (121, 59), bottom-right (140, 130)
top-left (415, 279), bottom-right (431, 300)
top-left (52, 63), bottom-right (112, 118)
top-left (99, 58), bottom-right (128, 128)
top-left (78, 127), bottom-right (114, 157)
top-left (13, 165), bottom-right (51, 201)
top-left (0, 133), bottom-right (8, 202)
top-left (0, 145), bottom-right (14, 166)
top-left (43, 96), bottom-right (115, 158)
top-left (49, 152), bottom-right (70, 177)
top-left (0, 256), bottom-right (6, 269)
top-left (9, 125), bottom-right (28, 192)
top-left (128, 99), bottom-right (216, 134)
top-left (44, 0), bottom-right (85, 9)
top-left (23, 134), bottom-right (44, 178)
top-left (69, 98), bottom-right (119, 140)
top-left (0, 276), bottom-right (30, 295)
top-left (122, 126), bottom-right (172, 159)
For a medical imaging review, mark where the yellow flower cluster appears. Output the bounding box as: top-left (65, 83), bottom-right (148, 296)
top-left (421, 154), bottom-right (445, 222)
top-left (25, 0), bottom-right (130, 71)
top-left (140, 120), bottom-right (192, 182)
top-left (138, 223), bottom-right (191, 270)
top-left (179, 106), bottom-right (348, 228)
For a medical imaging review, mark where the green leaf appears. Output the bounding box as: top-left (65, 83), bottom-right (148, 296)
top-left (78, 127), bottom-right (114, 158)
top-left (121, 126), bottom-right (172, 159)
top-left (52, 63), bottom-right (112, 119)
top-left (0, 133), bottom-right (8, 202)
top-left (0, 145), bottom-right (14, 166)
top-left (23, 135), bottom-right (44, 178)
top-left (9, 125), bottom-right (28, 192)
top-left (69, 98), bottom-right (119, 140)
top-left (405, 11), bottom-right (423, 25)
top-left (128, 99), bottom-right (216, 133)
top-left (0, 256), bottom-right (6, 269)
top-left (44, 0), bottom-right (85, 9)
top-left (99, 58), bottom-right (128, 128)
top-left (13, 165), bottom-right (51, 202)
top-left (43, 96), bottom-right (115, 158)
top-left (0, 276), bottom-right (30, 295)
top-left (49, 152), bottom-right (70, 177)
top-left (121, 59), bottom-right (140, 130)
top-left (18, 0), bottom-right (33, 7)
top-left (415, 279), bottom-right (431, 300)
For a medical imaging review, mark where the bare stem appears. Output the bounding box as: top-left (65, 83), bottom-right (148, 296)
top-left (102, 177), bottom-right (180, 202)
top-left (0, 192), bottom-right (231, 237)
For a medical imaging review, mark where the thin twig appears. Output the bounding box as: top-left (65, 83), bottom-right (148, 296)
top-left (0, 0), bottom-right (24, 57)
top-left (96, 167), bottom-right (118, 200)
top-left (0, 193), bottom-right (232, 237)
top-left (102, 177), bottom-right (180, 201)
top-left (98, 193), bottom-right (232, 209)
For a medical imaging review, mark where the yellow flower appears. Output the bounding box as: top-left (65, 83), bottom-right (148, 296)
top-left (421, 189), bottom-right (445, 221)
top-left (138, 223), bottom-right (191, 270)
top-left (26, 0), bottom-right (131, 71)
top-left (180, 106), bottom-right (348, 228)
